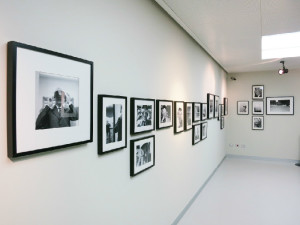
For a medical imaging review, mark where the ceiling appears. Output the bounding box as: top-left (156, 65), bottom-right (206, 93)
top-left (154, 0), bottom-right (300, 73)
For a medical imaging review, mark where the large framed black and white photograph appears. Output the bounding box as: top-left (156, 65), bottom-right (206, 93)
top-left (131, 98), bottom-right (155, 134)
top-left (193, 102), bottom-right (201, 122)
top-left (174, 101), bottom-right (184, 133)
top-left (207, 93), bottom-right (214, 119)
top-left (200, 122), bottom-right (208, 140)
top-left (201, 103), bottom-right (207, 121)
top-left (185, 102), bottom-right (193, 130)
top-left (130, 135), bottom-right (155, 176)
top-left (156, 100), bottom-right (173, 129)
top-left (266, 96), bottom-right (294, 115)
top-left (224, 97), bottom-right (228, 115)
top-left (252, 101), bottom-right (264, 115)
top-left (98, 95), bottom-right (127, 154)
top-left (7, 41), bottom-right (93, 158)
top-left (214, 95), bottom-right (219, 118)
top-left (237, 101), bottom-right (249, 115)
top-left (192, 124), bottom-right (201, 145)
top-left (252, 85), bottom-right (264, 99)
top-left (252, 116), bottom-right (264, 130)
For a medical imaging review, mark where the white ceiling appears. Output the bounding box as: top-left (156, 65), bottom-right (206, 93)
top-left (154, 0), bottom-right (300, 73)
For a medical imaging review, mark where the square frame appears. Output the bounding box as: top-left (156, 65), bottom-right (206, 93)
top-left (252, 85), bottom-right (264, 100)
top-left (266, 96), bottom-right (294, 115)
top-left (252, 116), bottom-right (264, 130)
top-left (252, 101), bottom-right (264, 115)
top-left (156, 100), bottom-right (173, 129)
top-left (130, 97), bottom-right (155, 135)
top-left (200, 122), bottom-right (208, 140)
top-left (207, 93), bottom-right (214, 119)
top-left (98, 95), bottom-right (127, 154)
top-left (192, 124), bottom-right (201, 145)
top-left (7, 41), bottom-right (93, 158)
top-left (185, 102), bottom-right (193, 130)
top-left (201, 103), bottom-right (207, 121)
top-left (174, 101), bottom-right (185, 133)
top-left (237, 101), bottom-right (249, 115)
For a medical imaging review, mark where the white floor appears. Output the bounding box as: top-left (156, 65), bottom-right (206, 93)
top-left (177, 156), bottom-right (300, 225)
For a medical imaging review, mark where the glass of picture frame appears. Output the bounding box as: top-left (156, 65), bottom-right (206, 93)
top-left (185, 102), bottom-right (193, 130)
top-left (252, 116), bottom-right (264, 130)
top-left (224, 97), bottom-right (228, 115)
top-left (214, 95), bottom-right (219, 118)
top-left (252, 85), bottom-right (264, 100)
top-left (193, 102), bottom-right (201, 122)
top-left (201, 103), bottom-right (207, 121)
top-left (200, 122), bottom-right (208, 140)
top-left (174, 101), bottom-right (185, 133)
top-left (252, 101), bottom-right (264, 115)
top-left (207, 93), bottom-right (215, 119)
top-left (220, 116), bottom-right (225, 129)
top-left (156, 100), bottom-right (173, 129)
top-left (237, 101), bottom-right (249, 115)
top-left (192, 124), bottom-right (201, 145)
top-left (266, 96), bottom-right (294, 115)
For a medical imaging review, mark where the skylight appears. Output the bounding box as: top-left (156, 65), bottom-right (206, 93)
top-left (262, 31), bottom-right (300, 59)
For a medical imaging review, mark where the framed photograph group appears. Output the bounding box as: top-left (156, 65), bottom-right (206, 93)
top-left (237, 101), bottom-right (249, 115)
top-left (7, 41), bottom-right (93, 158)
top-left (156, 100), bottom-right (173, 129)
top-left (252, 116), bottom-right (264, 130)
top-left (266, 96), bottom-right (294, 115)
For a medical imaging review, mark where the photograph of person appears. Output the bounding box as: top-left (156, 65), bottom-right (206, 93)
top-left (106, 104), bottom-right (123, 144)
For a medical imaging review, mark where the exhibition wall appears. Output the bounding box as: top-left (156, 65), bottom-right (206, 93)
top-left (226, 70), bottom-right (300, 160)
top-left (0, 1), bottom-right (227, 225)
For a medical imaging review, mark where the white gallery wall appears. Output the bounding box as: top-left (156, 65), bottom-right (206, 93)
top-left (0, 1), bottom-right (227, 225)
top-left (226, 70), bottom-right (300, 160)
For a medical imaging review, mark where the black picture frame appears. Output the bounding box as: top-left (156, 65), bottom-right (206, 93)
top-left (7, 41), bottom-right (93, 158)
top-left (214, 95), bottom-right (219, 118)
top-left (252, 101), bottom-right (264, 115)
top-left (224, 97), bottom-right (228, 115)
top-left (252, 85), bottom-right (264, 100)
top-left (98, 95), bottom-right (127, 154)
top-left (185, 102), bottom-right (193, 130)
top-left (200, 122), bottom-right (208, 140)
top-left (130, 97), bottom-right (155, 135)
top-left (130, 135), bottom-right (155, 176)
top-left (193, 102), bottom-right (201, 122)
top-left (192, 124), bottom-right (201, 145)
top-left (252, 116), bottom-right (264, 130)
top-left (207, 93), bottom-right (214, 119)
top-left (174, 101), bottom-right (185, 133)
top-left (218, 104), bottom-right (222, 121)
top-left (220, 117), bottom-right (225, 129)
top-left (237, 101), bottom-right (249, 115)
top-left (266, 96), bottom-right (294, 115)
top-left (156, 100), bottom-right (173, 129)
top-left (201, 103), bottom-right (207, 121)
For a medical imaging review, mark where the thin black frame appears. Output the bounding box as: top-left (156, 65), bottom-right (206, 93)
top-left (221, 104), bottom-right (225, 116)
top-left (98, 95), bottom-right (127, 154)
top-left (214, 95), bottom-right (219, 118)
top-left (201, 103), bottom-right (207, 121)
top-left (252, 116), bottom-right (264, 130)
top-left (200, 122), bottom-right (208, 140)
top-left (237, 101), bottom-right (249, 115)
top-left (185, 102), bottom-right (193, 130)
top-left (174, 101), bottom-right (185, 134)
top-left (7, 41), bottom-right (93, 158)
top-left (193, 102), bottom-right (201, 122)
top-left (130, 97), bottom-right (155, 135)
top-left (192, 124), bottom-right (201, 145)
top-left (224, 97), bottom-right (228, 115)
top-left (130, 135), bottom-right (155, 176)
top-left (220, 117), bottom-right (225, 129)
top-left (156, 100), bottom-right (173, 129)
top-left (252, 100), bottom-right (264, 115)
top-left (252, 85), bottom-right (264, 100)
top-left (266, 96), bottom-right (294, 115)
top-left (218, 104), bottom-right (222, 121)
top-left (207, 93), bottom-right (214, 119)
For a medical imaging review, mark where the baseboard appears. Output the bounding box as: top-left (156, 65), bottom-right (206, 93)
top-left (226, 154), bottom-right (300, 164)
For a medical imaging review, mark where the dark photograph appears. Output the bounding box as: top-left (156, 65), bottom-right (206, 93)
top-left (252, 116), bottom-right (264, 130)
top-left (136, 142), bottom-right (152, 167)
top-left (252, 85), bottom-right (264, 99)
top-left (136, 105), bottom-right (152, 127)
top-left (161, 105), bottom-right (171, 123)
top-left (106, 104), bottom-right (123, 144)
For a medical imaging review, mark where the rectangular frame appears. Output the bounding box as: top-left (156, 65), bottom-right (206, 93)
top-left (252, 85), bottom-right (264, 100)
top-left (252, 116), bottom-right (264, 130)
top-left (130, 135), bottom-right (155, 176)
top-left (266, 96), bottom-right (294, 115)
top-left (200, 122), bottom-right (208, 140)
top-left (214, 95), bottom-right (219, 118)
top-left (192, 124), bottom-right (201, 145)
top-left (185, 102), bottom-right (193, 130)
top-left (130, 97), bottom-right (155, 134)
top-left (207, 93), bottom-right (214, 119)
top-left (156, 100), bottom-right (173, 129)
top-left (252, 101), bottom-right (264, 115)
top-left (224, 97), bottom-right (228, 115)
top-left (193, 102), bottom-right (201, 122)
top-left (201, 103), bottom-right (207, 121)
top-left (98, 95), bottom-right (127, 154)
top-left (237, 101), bottom-right (249, 115)
top-left (220, 116), bottom-right (225, 129)
top-left (174, 101), bottom-right (185, 133)
top-left (7, 41), bottom-right (93, 158)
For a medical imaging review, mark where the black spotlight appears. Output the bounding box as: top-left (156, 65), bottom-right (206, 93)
top-left (278, 61), bottom-right (288, 75)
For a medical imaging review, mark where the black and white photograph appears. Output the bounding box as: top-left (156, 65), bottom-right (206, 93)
top-left (252, 116), bottom-right (264, 130)
top-left (192, 124), bottom-right (201, 145)
top-left (218, 104), bottom-right (222, 120)
top-left (214, 95), bottom-right (219, 118)
top-left (266, 97), bottom-right (294, 115)
top-left (252, 85), bottom-right (264, 99)
top-left (156, 100), bottom-right (173, 129)
top-left (220, 116), bottom-right (225, 129)
top-left (201, 122), bottom-right (208, 140)
top-left (207, 93), bottom-right (214, 119)
top-left (131, 98), bottom-right (155, 134)
top-left (98, 95), bottom-right (127, 154)
top-left (7, 41), bottom-right (93, 158)
top-left (185, 102), bottom-right (193, 130)
top-left (130, 135), bottom-right (155, 176)
top-left (252, 101), bottom-right (264, 115)
top-left (201, 103), bottom-right (207, 121)
top-left (193, 102), bottom-right (201, 122)
top-left (224, 97), bottom-right (228, 115)
top-left (221, 104), bottom-right (225, 116)
top-left (237, 101), bottom-right (249, 115)
top-left (174, 101), bottom-right (184, 133)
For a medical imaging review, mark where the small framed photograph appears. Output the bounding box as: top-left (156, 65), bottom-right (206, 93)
top-left (200, 122), bottom-right (208, 140)
top-left (252, 101), bottom-right (264, 115)
top-left (130, 135), bottom-right (155, 176)
top-left (7, 41), bottom-right (93, 158)
top-left (214, 95), bottom-right (219, 118)
top-left (192, 124), bottom-right (201, 145)
top-left (185, 102), bottom-right (193, 130)
top-left (237, 101), bottom-right (249, 115)
top-left (130, 98), bottom-right (155, 134)
top-left (220, 117), bottom-right (225, 129)
top-left (98, 95), bottom-right (127, 154)
top-left (156, 100), bottom-right (173, 129)
top-left (266, 96), bottom-right (294, 115)
top-left (201, 103), bottom-right (207, 121)
top-left (224, 97), bottom-right (228, 115)
top-left (252, 85), bottom-right (264, 99)
top-left (218, 104), bottom-right (222, 120)
top-left (174, 101), bottom-right (185, 133)
top-left (221, 104), bottom-right (225, 116)
top-left (252, 116), bottom-right (264, 130)
top-left (207, 93), bottom-right (214, 119)
top-left (193, 102), bottom-right (201, 122)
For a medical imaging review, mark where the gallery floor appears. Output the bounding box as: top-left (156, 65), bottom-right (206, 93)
top-left (177, 156), bottom-right (300, 225)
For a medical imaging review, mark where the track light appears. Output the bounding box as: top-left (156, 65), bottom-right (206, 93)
top-left (278, 61), bottom-right (288, 75)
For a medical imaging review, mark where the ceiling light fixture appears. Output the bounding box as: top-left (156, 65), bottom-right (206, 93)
top-left (278, 61), bottom-right (288, 75)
